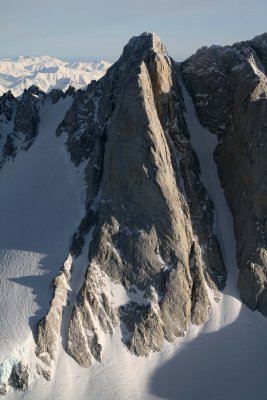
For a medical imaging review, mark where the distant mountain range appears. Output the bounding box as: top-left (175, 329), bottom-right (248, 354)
top-left (0, 56), bottom-right (112, 96)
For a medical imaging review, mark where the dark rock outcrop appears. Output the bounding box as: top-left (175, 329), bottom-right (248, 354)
top-left (9, 363), bottom-right (29, 392)
top-left (0, 91), bottom-right (16, 122)
top-left (182, 32), bottom-right (267, 315)
top-left (0, 384), bottom-right (7, 397)
top-left (0, 86), bottom-right (43, 167)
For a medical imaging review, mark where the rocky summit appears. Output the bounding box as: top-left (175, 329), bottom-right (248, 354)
top-left (52, 31), bottom-right (226, 367)
top-left (0, 32), bottom-right (266, 397)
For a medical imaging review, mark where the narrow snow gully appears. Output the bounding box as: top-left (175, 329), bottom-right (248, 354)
top-left (180, 76), bottom-right (241, 320)
top-left (179, 72), bottom-right (267, 338)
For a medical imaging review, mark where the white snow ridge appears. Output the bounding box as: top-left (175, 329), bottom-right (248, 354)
top-left (0, 56), bottom-right (112, 96)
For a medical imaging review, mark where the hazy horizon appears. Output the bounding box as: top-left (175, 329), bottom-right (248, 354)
top-left (1, 0), bottom-right (267, 62)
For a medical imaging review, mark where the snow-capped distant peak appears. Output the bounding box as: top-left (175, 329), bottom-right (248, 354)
top-left (0, 56), bottom-right (112, 97)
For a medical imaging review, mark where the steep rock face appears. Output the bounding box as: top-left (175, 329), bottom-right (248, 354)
top-left (56, 32), bottom-right (225, 366)
top-left (0, 86), bottom-right (75, 170)
top-left (0, 86), bottom-right (43, 167)
top-left (35, 255), bottom-right (73, 380)
top-left (0, 91), bottom-right (17, 162)
top-left (0, 91), bottom-right (16, 122)
top-left (182, 33), bottom-right (267, 315)
top-left (9, 363), bottom-right (29, 392)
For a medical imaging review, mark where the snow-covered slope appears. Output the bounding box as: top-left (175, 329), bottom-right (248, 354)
top-left (0, 97), bottom-right (87, 393)
top-left (0, 56), bottom-right (112, 96)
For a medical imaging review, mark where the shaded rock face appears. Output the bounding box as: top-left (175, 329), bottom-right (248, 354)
top-left (57, 32), bottom-right (225, 366)
top-left (0, 91), bottom-right (16, 122)
top-left (0, 384), bottom-right (7, 396)
top-left (182, 33), bottom-right (267, 315)
top-left (0, 85), bottom-right (73, 169)
top-left (9, 363), bottom-right (29, 392)
top-left (0, 86), bottom-right (42, 165)
top-left (0, 363), bottom-right (29, 396)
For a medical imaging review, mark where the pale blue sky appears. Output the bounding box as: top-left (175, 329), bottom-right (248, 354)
top-left (1, 0), bottom-right (266, 61)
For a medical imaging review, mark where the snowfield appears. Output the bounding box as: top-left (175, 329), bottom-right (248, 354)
top-left (0, 56), bottom-right (112, 96)
top-left (0, 97), bottom-right (87, 391)
top-left (0, 81), bottom-right (266, 400)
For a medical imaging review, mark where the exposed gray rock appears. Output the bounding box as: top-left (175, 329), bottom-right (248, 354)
top-left (0, 86), bottom-right (45, 168)
top-left (9, 363), bottom-right (29, 392)
top-left (67, 262), bottom-right (118, 367)
top-left (189, 241), bottom-right (212, 325)
top-left (182, 32), bottom-right (267, 315)
top-left (0, 384), bottom-right (7, 397)
top-left (239, 247), bottom-right (267, 314)
top-left (48, 88), bottom-right (65, 104)
top-left (36, 363), bottom-right (51, 381)
top-left (0, 91), bottom-right (16, 122)
top-left (3, 134), bottom-right (16, 159)
top-left (13, 87), bottom-right (42, 150)
top-left (0, 91), bottom-right (17, 168)
top-left (121, 303), bottom-right (165, 356)
top-left (35, 255), bottom-right (72, 374)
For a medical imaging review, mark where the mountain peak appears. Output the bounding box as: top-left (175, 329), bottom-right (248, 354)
top-left (129, 31), bottom-right (165, 49)
top-left (121, 32), bottom-right (168, 62)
